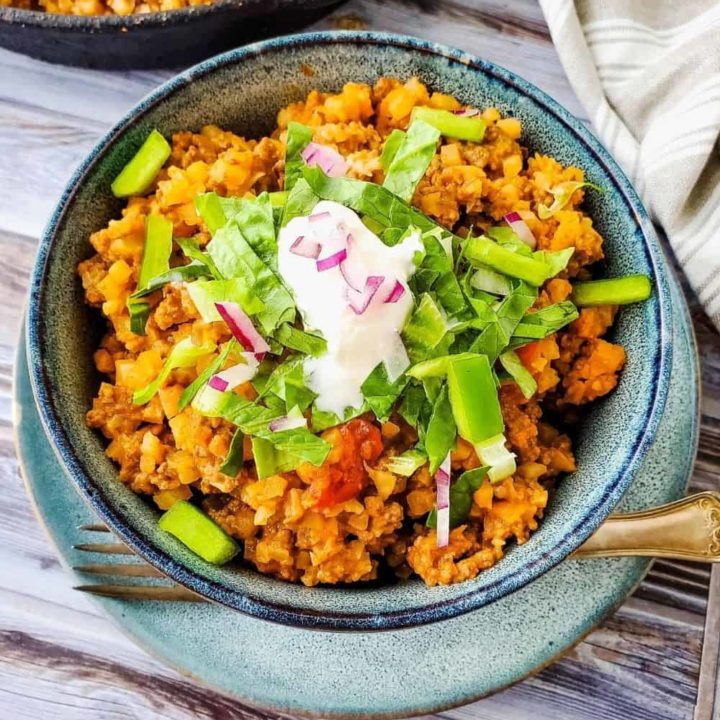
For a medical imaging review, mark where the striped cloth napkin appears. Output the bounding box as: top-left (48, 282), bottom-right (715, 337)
top-left (539, 0), bottom-right (720, 329)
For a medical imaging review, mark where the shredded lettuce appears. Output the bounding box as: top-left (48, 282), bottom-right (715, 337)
top-left (194, 192), bottom-right (228, 235)
top-left (468, 281), bottom-right (537, 362)
top-left (261, 356), bottom-right (316, 413)
top-left (426, 465), bottom-right (489, 529)
top-left (423, 383), bottom-right (456, 474)
top-left (402, 294), bottom-right (451, 364)
top-left (219, 428), bottom-right (245, 476)
top-left (280, 178), bottom-right (319, 227)
top-left (176, 237), bottom-right (222, 280)
top-left (538, 181), bottom-right (603, 219)
top-left (284, 122), bottom-right (314, 192)
top-left (207, 220), bottom-right (295, 333)
top-left (178, 341), bottom-right (235, 412)
top-left (134, 337), bottom-right (216, 405)
top-left (187, 278), bottom-right (264, 322)
top-left (274, 323), bottom-right (327, 356)
top-left (498, 349), bottom-right (537, 399)
top-left (361, 362), bottom-right (409, 422)
top-left (382, 119), bottom-right (440, 202)
top-left (302, 166), bottom-right (444, 237)
top-left (223, 193), bottom-right (277, 270)
top-left (385, 448), bottom-right (427, 477)
top-left (192, 388), bottom-right (330, 467)
top-left (379, 129), bottom-right (406, 171)
top-left (508, 301), bottom-right (579, 348)
top-left (398, 383), bottom-right (425, 428)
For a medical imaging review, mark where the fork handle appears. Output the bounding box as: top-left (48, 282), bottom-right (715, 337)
top-left (575, 491), bottom-right (720, 561)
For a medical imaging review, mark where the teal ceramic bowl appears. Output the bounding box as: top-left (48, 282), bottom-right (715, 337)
top-left (27, 31), bottom-right (673, 632)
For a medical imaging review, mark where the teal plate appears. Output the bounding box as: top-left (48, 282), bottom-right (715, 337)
top-left (14, 273), bottom-right (698, 719)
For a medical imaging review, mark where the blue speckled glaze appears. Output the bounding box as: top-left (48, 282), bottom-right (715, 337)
top-left (26, 32), bottom-right (675, 632)
top-left (13, 278), bottom-right (698, 716)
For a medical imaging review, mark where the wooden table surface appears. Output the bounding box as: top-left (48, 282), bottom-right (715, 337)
top-left (1, 1), bottom-right (719, 718)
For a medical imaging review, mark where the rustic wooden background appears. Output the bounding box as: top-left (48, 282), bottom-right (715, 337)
top-left (1, 1), bottom-right (719, 718)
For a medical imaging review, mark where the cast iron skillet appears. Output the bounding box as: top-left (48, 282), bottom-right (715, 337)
top-left (0, 0), bottom-right (341, 69)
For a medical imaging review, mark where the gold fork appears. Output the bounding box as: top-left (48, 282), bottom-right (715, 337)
top-left (73, 491), bottom-right (720, 601)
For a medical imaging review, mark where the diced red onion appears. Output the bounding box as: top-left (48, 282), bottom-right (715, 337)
top-left (452, 108), bottom-right (480, 117)
top-left (290, 235), bottom-right (321, 259)
top-left (309, 211), bottom-right (332, 225)
top-left (339, 259), bottom-right (362, 292)
top-left (301, 142), bottom-right (348, 178)
top-left (436, 451), bottom-right (452, 548)
top-left (214, 301), bottom-right (270, 360)
top-left (347, 275), bottom-right (384, 315)
top-left (503, 211), bottom-right (536, 250)
top-left (383, 333), bottom-right (410, 383)
top-left (384, 280), bottom-right (406, 304)
top-left (316, 248), bottom-right (347, 272)
top-left (268, 414), bottom-right (307, 432)
top-left (208, 357), bottom-right (258, 392)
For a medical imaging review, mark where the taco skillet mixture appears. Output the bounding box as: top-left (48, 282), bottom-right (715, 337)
top-left (79, 78), bottom-right (651, 587)
top-left (1, 0), bottom-right (210, 16)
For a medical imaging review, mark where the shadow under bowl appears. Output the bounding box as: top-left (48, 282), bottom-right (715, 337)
top-left (26, 31), bottom-right (674, 631)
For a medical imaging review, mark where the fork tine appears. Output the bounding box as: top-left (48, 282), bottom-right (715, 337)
top-left (73, 543), bottom-right (134, 555)
top-left (74, 563), bottom-right (165, 578)
top-left (74, 584), bottom-right (204, 602)
top-left (78, 523), bottom-right (110, 532)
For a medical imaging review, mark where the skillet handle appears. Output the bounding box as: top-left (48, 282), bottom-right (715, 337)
top-left (574, 491), bottom-right (720, 562)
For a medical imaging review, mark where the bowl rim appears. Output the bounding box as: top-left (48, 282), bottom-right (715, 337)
top-left (0, 0), bottom-right (332, 29)
top-left (26, 30), bottom-right (673, 631)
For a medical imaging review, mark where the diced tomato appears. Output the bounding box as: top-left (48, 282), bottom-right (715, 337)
top-left (516, 341), bottom-right (542, 370)
top-left (315, 419), bottom-right (383, 509)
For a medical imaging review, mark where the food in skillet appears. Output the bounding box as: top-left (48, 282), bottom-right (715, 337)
top-left (1, 0), bottom-right (211, 15)
top-left (79, 78), bottom-right (651, 586)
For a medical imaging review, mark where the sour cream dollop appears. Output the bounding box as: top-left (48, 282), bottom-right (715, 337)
top-left (278, 201), bottom-right (422, 417)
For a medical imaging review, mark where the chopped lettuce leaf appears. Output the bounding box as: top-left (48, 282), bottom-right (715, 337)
top-left (178, 341), bottom-right (235, 412)
top-left (402, 293), bottom-right (450, 364)
top-left (423, 383), bottom-right (456, 474)
top-left (469, 265), bottom-right (513, 296)
top-left (176, 237), bottom-right (222, 280)
top-left (194, 192), bottom-right (228, 235)
top-left (187, 278), bottom-right (264, 322)
top-left (379, 128), bottom-right (406, 171)
top-left (302, 166), bottom-right (443, 236)
top-left (192, 389), bottom-right (330, 467)
top-left (261, 355), bottom-right (316, 413)
top-left (468, 281), bottom-right (537, 362)
top-left (207, 220), bottom-right (295, 333)
top-left (534, 247), bottom-right (574, 277)
top-left (310, 405), bottom-right (367, 433)
top-left (280, 178), bottom-right (319, 227)
top-left (499, 349), bottom-right (537, 399)
top-left (361, 362), bottom-right (409, 422)
top-left (130, 263), bottom-right (210, 299)
top-left (382, 119), bottom-right (440, 202)
top-left (219, 428), bottom-right (245, 476)
top-left (284, 122), bottom-right (314, 192)
top-left (252, 436), bottom-right (304, 479)
top-left (509, 301), bottom-right (579, 347)
top-left (134, 337), bottom-right (215, 405)
top-left (538, 181), bottom-right (603, 219)
top-left (398, 383), bottom-right (425, 428)
top-left (426, 465), bottom-right (489, 529)
top-left (274, 323), bottom-right (327, 356)
top-left (386, 448), bottom-right (427, 477)
top-left (222, 193), bottom-right (277, 270)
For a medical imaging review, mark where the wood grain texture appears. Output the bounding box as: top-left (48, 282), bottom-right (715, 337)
top-left (0, 1), bottom-right (718, 719)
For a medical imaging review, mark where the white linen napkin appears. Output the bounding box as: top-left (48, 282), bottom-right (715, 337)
top-left (539, 0), bottom-right (720, 328)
